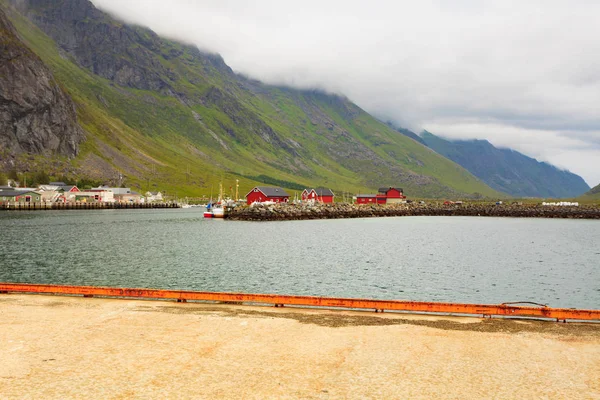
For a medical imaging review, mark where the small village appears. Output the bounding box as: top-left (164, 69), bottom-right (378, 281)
top-left (0, 181), bottom-right (588, 212)
top-left (0, 182), bottom-right (165, 206)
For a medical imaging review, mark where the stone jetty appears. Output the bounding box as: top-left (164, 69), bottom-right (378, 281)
top-left (226, 202), bottom-right (600, 221)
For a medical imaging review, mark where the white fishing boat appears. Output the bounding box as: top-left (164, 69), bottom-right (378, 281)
top-left (204, 182), bottom-right (229, 218)
top-left (212, 204), bottom-right (225, 218)
top-left (213, 182), bottom-right (228, 218)
top-left (204, 185), bottom-right (215, 218)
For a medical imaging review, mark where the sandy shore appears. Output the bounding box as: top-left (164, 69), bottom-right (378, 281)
top-left (1, 294), bottom-right (599, 399)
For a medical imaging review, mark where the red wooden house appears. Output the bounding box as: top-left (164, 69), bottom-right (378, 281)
top-left (301, 189), bottom-right (309, 201)
top-left (355, 187), bottom-right (405, 204)
top-left (246, 186), bottom-right (290, 205)
top-left (355, 194), bottom-right (379, 204)
top-left (378, 187), bottom-right (405, 203)
top-left (50, 183), bottom-right (80, 203)
top-left (301, 188), bottom-right (335, 203)
top-left (49, 182), bottom-right (80, 193)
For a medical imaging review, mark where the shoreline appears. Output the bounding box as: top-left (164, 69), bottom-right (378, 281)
top-left (0, 201), bottom-right (180, 211)
top-left (226, 202), bottom-right (600, 221)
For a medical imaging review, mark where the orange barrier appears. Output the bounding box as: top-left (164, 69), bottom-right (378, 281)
top-left (1, 282), bottom-right (599, 322)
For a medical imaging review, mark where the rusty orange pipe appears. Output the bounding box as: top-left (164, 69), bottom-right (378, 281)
top-left (1, 283), bottom-right (598, 321)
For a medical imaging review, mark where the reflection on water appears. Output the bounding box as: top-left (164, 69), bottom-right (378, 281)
top-left (0, 209), bottom-right (598, 309)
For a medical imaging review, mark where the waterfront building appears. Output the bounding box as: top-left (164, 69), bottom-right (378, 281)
top-left (92, 186), bottom-right (143, 203)
top-left (301, 188), bottom-right (335, 203)
top-left (46, 182), bottom-right (80, 193)
top-left (0, 190), bottom-right (42, 203)
top-left (38, 184), bottom-right (81, 202)
top-left (355, 194), bottom-right (380, 204)
top-left (145, 191), bottom-right (163, 202)
top-left (355, 187), bottom-right (406, 204)
top-left (246, 186), bottom-right (290, 205)
top-left (378, 187), bottom-right (406, 203)
top-left (76, 189), bottom-right (115, 203)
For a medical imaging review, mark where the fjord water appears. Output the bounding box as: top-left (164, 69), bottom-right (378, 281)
top-left (0, 209), bottom-right (598, 309)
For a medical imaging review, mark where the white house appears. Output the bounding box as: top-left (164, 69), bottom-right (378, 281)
top-left (77, 189), bottom-right (115, 203)
top-left (92, 186), bottom-right (143, 203)
top-left (145, 191), bottom-right (163, 202)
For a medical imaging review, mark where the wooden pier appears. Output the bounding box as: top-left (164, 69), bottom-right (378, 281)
top-left (0, 202), bottom-right (180, 210)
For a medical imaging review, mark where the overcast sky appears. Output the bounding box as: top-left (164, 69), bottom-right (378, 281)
top-left (92, 0), bottom-right (600, 187)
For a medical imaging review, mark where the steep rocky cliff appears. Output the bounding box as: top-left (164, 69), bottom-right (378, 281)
top-left (0, 6), bottom-right (83, 158)
top-left (11, 0), bottom-right (232, 92)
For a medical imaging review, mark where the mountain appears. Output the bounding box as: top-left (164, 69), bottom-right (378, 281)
top-left (0, 0), bottom-right (500, 198)
top-left (580, 184), bottom-right (600, 200)
top-left (420, 131), bottom-right (590, 198)
top-left (0, 6), bottom-right (82, 159)
top-left (385, 122), bottom-right (427, 146)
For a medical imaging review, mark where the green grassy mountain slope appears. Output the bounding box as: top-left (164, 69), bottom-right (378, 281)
top-left (580, 184), bottom-right (600, 200)
top-left (420, 131), bottom-right (590, 198)
top-left (2, 0), bottom-right (500, 199)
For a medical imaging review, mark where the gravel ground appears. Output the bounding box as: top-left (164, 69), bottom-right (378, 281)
top-left (1, 294), bottom-right (599, 399)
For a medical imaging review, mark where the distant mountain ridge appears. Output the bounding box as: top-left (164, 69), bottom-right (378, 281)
top-left (0, 0), bottom-right (501, 198)
top-left (417, 130), bottom-right (589, 198)
top-left (385, 122), bottom-right (427, 146)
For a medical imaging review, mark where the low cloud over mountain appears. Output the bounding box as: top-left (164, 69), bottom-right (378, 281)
top-left (91, 1), bottom-right (600, 186)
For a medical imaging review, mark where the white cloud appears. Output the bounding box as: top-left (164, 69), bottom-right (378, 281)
top-left (91, 0), bottom-right (600, 186)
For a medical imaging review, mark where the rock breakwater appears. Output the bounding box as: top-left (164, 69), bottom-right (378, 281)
top-left (226, 203), bottom-right (600, 221)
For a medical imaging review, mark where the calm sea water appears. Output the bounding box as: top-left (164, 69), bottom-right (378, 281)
top-left (0, 209), bottom-right (598, 309)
